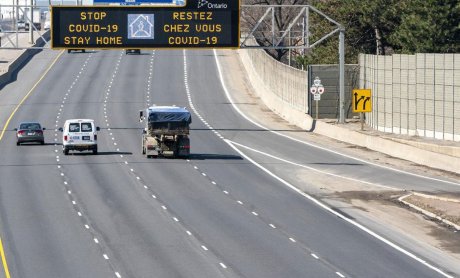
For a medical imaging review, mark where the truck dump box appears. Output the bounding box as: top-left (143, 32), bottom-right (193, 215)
top-left (148, 106), bottom-right (192, 135)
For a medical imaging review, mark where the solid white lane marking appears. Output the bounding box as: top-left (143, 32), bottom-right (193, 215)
top-left (228, 140), bottom-right (398, 191)
top-left (224, 140), bottom-right (453, 278)
top-left (212, 50), bottom-right (460, 188)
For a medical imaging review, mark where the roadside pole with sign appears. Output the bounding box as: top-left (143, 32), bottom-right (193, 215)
top-left (352, 89), bottom-right (372, 130)
top-left (310, 77), bottom-right (325, 120)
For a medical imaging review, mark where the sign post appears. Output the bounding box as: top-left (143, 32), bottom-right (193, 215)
top-left (309, 76), bottom-right (324, 120)
top-left (352, 89), bottom-right (372, 130)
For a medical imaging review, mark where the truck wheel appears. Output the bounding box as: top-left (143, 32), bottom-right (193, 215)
top-left (93, 146), bottom-right (98, 155)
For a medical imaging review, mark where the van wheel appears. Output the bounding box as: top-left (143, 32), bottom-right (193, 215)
top-left (93, 147), bottom-right (98, 155)
top-left (64, 147), bottom-right (69, 155)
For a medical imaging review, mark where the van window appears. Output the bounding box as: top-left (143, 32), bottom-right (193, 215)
top-left (69, 123), bottom-right (80, 132)
top-left (81, 123), bottom-right (92, 132)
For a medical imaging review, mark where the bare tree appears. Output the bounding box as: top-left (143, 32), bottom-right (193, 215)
top-left (242, 0), bottom-right (310, 61)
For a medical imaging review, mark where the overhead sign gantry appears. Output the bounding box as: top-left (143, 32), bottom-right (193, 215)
top-left (51, 0), bottom-right (240, 49)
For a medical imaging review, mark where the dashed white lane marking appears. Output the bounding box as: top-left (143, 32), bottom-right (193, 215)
top-left (223, 191), bottom-right (229, 195)
top-left (85, 225), bottom-right (90, 229)
top-left (201, 245), bottom-right (208, 251)
top-left (115, 272), bottom-right (121, 278)
top-left (173, 217), bottom-right (179, 222)
top-left (103, 254), bottom-right (109, 260)
top-left (251, 211), bottom-right (258, 216)
top-left (311, 253), bottom-right (319, 259)
top-left (186, 231), bottom-right (192, 236)
top-left (211, 181), bottom-right (216, 185)
top-left (151, 194), bottom-right (157, 199)
top-left (336, 272), bottom-right (345, 278)
top-left (224, 139), bottom-right (453, 278)
top-left (269, 224), bottom-right (276, 229)
top-left (289, 238), bottom-right (296, 243)
top-left (182, 50), bottom-right (452, 278)
top-left (77, 212), bottom-right (82, 217)
top-left (161, 206), bottom-right (167, 210)
top-left (237, 201), bottom-right (243, 205)
top-left (219, 263), bottom-right (227, 269)
top-left (94, 238), bottom-right (99, 244)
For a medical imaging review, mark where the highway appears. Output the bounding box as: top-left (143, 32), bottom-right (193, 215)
top-left (0, 49), bottom-right (458, 278)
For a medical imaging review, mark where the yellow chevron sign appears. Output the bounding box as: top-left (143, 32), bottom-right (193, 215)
top-left (352, 89), bottom-right (372, 113)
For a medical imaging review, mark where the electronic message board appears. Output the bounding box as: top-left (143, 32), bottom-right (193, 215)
top-left (51, 0), bottom-right (239, 49)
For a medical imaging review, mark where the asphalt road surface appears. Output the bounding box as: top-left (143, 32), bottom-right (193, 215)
top-left (0, 49), bottom-right (458, 278)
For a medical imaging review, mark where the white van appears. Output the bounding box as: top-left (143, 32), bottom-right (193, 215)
top-left (60, 119), bottom-right (100, 155)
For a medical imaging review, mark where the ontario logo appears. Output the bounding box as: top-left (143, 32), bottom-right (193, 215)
top-left (197, 0), bottom-right (227, 9)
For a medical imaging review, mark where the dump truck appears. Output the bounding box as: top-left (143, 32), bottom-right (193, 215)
top-left (140, 106), bottom-right (191, 158)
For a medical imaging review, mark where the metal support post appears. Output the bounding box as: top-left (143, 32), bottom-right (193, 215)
top-left (338, 28), bottom-right (345, 123)
top-left (29, 0), bottom-right (33, 44)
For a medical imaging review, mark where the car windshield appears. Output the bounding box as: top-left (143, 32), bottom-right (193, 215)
top-left (81, 123), bottom-right (92, 132)
top-left (69, 123), bottom-right (80, 132)
top-left (20, 123), bottom-right (41, 130)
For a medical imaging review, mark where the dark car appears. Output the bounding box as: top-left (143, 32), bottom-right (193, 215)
top-left (15, 122), bottom-right (45, 145)
top-left (68, 49), bottom-right (86, 53)
top-left (126, 49), bottom-right (141, 54)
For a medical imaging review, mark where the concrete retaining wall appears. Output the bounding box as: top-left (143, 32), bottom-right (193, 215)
top-left (238, 48), bottom-right (312, 130)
